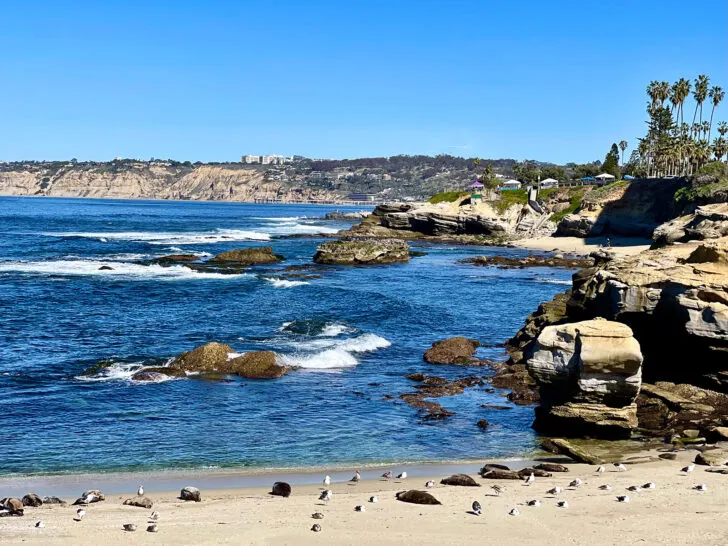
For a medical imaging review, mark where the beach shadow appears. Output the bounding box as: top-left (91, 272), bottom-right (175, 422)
top-left (466, 511), bottom-right (481, 516)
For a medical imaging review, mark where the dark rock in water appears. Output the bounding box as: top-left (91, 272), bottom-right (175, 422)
top-left (459, 254), bottom-right (592, 269)
top-left (180, 486), bottom-right (201, 502)
top-left (480, 469), bottom-right (522, 480)
top-left (98, 265), bottom-right (114, 271)
top-left (406, 372), bottom-right (427, 382)
top-left (423, 337), bottom-right (480, 365)
top-left (171, 342), bottom-right (233, 372)
top-left (476, 419), bottom-right (489, 429)
top-left (210, 247), bottom-right (284, 266)
top-left (131, 371), bottom-right (171, 382)
top-left (22, 493), bottom-right (42, 507)
top-left (82, 360), bottom-right (115, 376)
top-left (517, 467), bottom-right (552, 478)
top-left (313, 239), bottom-right (410, 265)
top-left (123, 496), bottom-right (153, 509)
top-left (226, 351), bottom-right (288, 379)
top-left (42, 496), bottom-right (66, 505)
top-left (395, 490), bottom-right (441, 505)
top-left (440, 474), bottom-right (480, 487)
top-left (131, 366), bottom-right (186, 381)
top-left (271, 482), bottom-right (292, 498)
top-left (480, 404), bottom-right (512, 410)
top-left (151, 254), bottom-right (201, 265)
top-left (479, 463), bottom-right (511, 474)
top-left (409, 250), bottom-right (427, 258)
top-left (2, 498), bottom-right (24, 515)
top-left (534, 463), bottom-right (569, 473)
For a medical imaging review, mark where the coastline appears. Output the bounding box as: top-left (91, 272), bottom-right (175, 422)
top-left (510, 235), bottom-right (652, 256)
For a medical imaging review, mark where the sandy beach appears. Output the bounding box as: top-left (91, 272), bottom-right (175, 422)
top-left (512, 235), bottom-right (652, 257)
top-left (2, 449), bottom-right (727, 545)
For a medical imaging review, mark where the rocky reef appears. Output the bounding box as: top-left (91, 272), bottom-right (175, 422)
top-left (313, 239), bottom-right (410, 265)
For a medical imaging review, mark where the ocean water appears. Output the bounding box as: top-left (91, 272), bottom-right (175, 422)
top-left (0, 197), bottom-right (572, 477)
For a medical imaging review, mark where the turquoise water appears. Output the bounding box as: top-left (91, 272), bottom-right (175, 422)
top-left (0, 197), bottom-right (571, 476)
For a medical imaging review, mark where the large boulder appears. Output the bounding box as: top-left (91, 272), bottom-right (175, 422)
top-left (313, 239), bottom-right (410, 265)
top-left (527, 318), bottom-right (643, 438)
top-left (653, 204), bottom-right (728, 247)
top-left (170, 342), bottom-right (234, 373)
top-left (226, 351), bottom-right (288, 379)
top-left (555, 214), bottom-right (601, 237)
top-left (209, 247), bottom-right (284, 265)
top-left (423, 337), bottom-right (480, 365)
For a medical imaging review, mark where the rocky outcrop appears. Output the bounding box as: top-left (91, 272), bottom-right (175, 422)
top-left (527, 319), bottom-right (643, 438)
top-left (653, 204), bottom-right (728, 247)
top-left (423, 337), bottom-right (480, 365)
top-left (506, 292), bottom-right (571, 364)
top-left (226, 351), bottom-right (288, 379)
top-left (313, 239), bottom-right (410, 265)
top-left (171, 342), bottom-right (233, 372)
top-left (209, 247), bottom-right (284, 266)
top-left (555, 214), bottom-right (600, 237)
top-left (460, 254), bottom-right (592, 269)
top-left (169, 343), bottom-right (288, 379)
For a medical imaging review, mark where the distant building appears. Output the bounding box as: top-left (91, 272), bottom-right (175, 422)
top-left (242, 154), bottom-right (289, 165)
top-left (243, 155), bottom-right (262, 164)
top-left (500, 179), bottom-right (522, 191)
top-left (348, 193), bottom-right (378, 201)
top-left (540, 178), bottom-right (559, 189)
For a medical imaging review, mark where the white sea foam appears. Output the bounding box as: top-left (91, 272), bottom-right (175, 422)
top-left (0, 260), bottom-right (250, 280)
top-left (266, 222), bottom-right (340, 236)
top-left (264, 277), bottom-right (310, 288)
top-left (319, 322), bottom-right (353, 337)
top-left (277, 333), bottom-right (391, 369)
top-left (536, 279), bottom-right (572, 285)
top-left (41, 229), bottom-right (271, 245)
top-left (76, 362), bottom-right (179, 383)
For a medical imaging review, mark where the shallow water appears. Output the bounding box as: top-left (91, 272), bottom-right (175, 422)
top-left (0, 197), bottom-right (572, 476)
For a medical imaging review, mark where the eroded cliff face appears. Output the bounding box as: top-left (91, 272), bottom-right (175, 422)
top-left (0, 164), bottom-right (339, 202)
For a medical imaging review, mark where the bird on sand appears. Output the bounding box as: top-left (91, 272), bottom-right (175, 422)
top-left (350, 470), bottom-right (361, 483)
top-left (147, 524), bottom-right (158, 533)
top-left (557, 500), bottom-right (569, 508)
top-left (311, 524), bottom-right (322, 532)
top-left (569, 478), bottom-right (583, 488)
top-left (312, 513), bottom-right (324, 520)
top-left (509, 507), bottom-right (520, 516)
top-left (323, 475), bottom-right (331, 486)
top-left (617, 495), bottom-right (630, 503)
top-left (123, 523), bottom-right (137, 532)
top-left (614, 463), bottom-right (628, 472)
top-left (523, 472), bottom-right (535, 486)
top-left (547, 486), bottom-right (562, 496)
top-left (78, 492), bottom-right (97, 505)
top-left (35, 521), bottom-right (45, 528)
top-left (642, 482), bottom-right (656, 490)
top-left (682, 464), bottom-right (695, 473)
top-left (491, 484), bottom-right (505, 496)
top-left (472, 501), bottom-right (482, 515)
top-left (694, 484), bottom-right (707, 492)
top-left (627, 485), bottom-right (641, 492)
top-left (74, 509), bottom-right (86, 521)
top-left (596, 465), bottom-right (605, 474)
top-left (355, 505), bottom-right (366, 512)
top-left (527, 499), bottom-right (541, 507)
top-left (397, 472), bottom-right (407, 479)
top-left (425, 480), bottom-right (435, 488)
top-left (599, 484), bottom-right (612, 490)
top-left (382, 471), bottom-right (392, 479)
top-left (149, 511), bottom-right (159, 521)
top-left (319, 490), bottom-right (332, 502)
top-left (369, 496), bottom-right (378, 503)
top-left (137, 485), bottom-right (144, 496)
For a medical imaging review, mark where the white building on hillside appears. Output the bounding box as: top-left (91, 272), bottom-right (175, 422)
top-left (540, 177), bottom-right (559, 189)
top-left (500, 179), bottom-right (522, 190)
top-left (243, 155), bottom-right (262, 164)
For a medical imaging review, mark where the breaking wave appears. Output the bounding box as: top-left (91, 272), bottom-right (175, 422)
top-left (40, 229), bottom-right (271, 245)
top-left (277, 333), bottom-right (391, 369)
top-left (75, 361), bottom-right (177, 384)
top-left (264, 277), bottom-right (310, 288)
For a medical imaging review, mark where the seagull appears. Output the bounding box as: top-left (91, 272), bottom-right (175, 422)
top-left (123, 523), bottom-right (137, 532)
top-left (319, 490), bottom-right (332, 502)
top-left (74, 509), bottom-right (86, 521)
top-left (509, 507), bottom-right (520, 516)
top-left (425, 480), bottom-right (435, 488)
top-left (527, 499), bottom-right (541, 507)
top-left (137, 485), bottom-right (144, 496)
top-left (614, 463), bottom-right (628, 472)
top-left (599, 484), bottom-right (612, 490)
top-left (397, 472), bottom-right (407, 479)
top-left (149, 511), bottom-right (159, 521)
top-left (627, 485), bottom-right (640, 492)
top-left (547, 486), bottom-right (562, 496)
top-left (382, 471), bottom-right (392, 479)
top-left (557, 500), bottom-right (569, 508)
top-left (642, 482), bottom-right (656, 490)
top-left (617, 495), bottom-right (630, 503)
top-left (323, 475), bottom-right (331, 487)
top-left (694, 484), bottom-right (707, 492)
top-left (350, 470), bottom-right (361, 483)
top-left (569, 478), bottom-right (583, 488)
top-left (472, 501), bottom-right (482, 515)
top-left (682, 464), bottom-right (695, 473)
top-left (369, 496), bottom-right (378, 503)
top-left (355, 505), bottom-right (366, 512)
top-left (35, 521), bottom-right (45, 528)
top-left (147, 524), bottom-right (158, 533)
top-left (311, 524), bottom-right (322, 532)
top-left (596, 465), bottom-right (605, 474)
top-left (491, 484), bottom-right (505, 496)
top-left (523, 472), bottom-right (535, 486)
top-left (312, 513), bottom-right (324, 520)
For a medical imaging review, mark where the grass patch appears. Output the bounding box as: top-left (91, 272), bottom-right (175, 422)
top-left (583, 180), bottom-right (629, 202)
top-left (494, 189), bottom-right (528, 214)
top-left (428, 191), bottom-right (469, 204)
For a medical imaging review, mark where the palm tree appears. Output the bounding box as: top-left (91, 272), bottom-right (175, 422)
top-left (712, 136), bottom-right (727, 161)
top-left (646, 81), bottom-right (660, 108)
top-left (708, 86), bottom-right (725, 140)
top-left (669, 83), bottom-right (680, 119)
top-left (677, 78), bottom-right (691, 125)
top-left (656, 81), bottom-right (670, 106)
top-left (692, 75), bottom-right (710, 129)
top-left (718, 121), bottom-right (728, 137)
top-left (619, 140), bottom-right (628, 165)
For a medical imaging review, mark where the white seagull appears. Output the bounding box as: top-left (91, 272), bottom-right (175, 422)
top-left (547, 486), bottom-right (562, 496)
top-left (523, 472), bottom-right (535, 486)
top-left (35, 521), bottom-right (45, 528)
top-left (369, 496), bottom-right (378, 503)
top-left (569, 478), bottom-right (583, 488)
top-left (627, 485), bottom-right (641, 492)
top-left (617, 495), bottom-right (630, 503)
top-left (397, 472), bottom-right (407, 479)
top-left (382, 471), bottom-right (393, 479)
top-left (527, 499), bottom-right (541, 507)
top-left (509, 507), bottom-right (520, 516)
top-left (694, 484), bottom-right (707, 492)
top-left (323, 475), bottom-right (331, 487)
top-left (137, 485), bottom-right (144, 496)
top-left (557, 500), bottom-right (569, 508)
top-left (682, 464), bottom-right (695, 473)
top-left (599, 484), bottom-right (612, 490)
top-left (149, 511), bottom-right (159, 521)
top-left (472, 501), bottom-right (482, 515)
top-left (74, 509), bottom-right (86, 521)
top-left (596, 465), bottom-right (605, 474)
top-left (319, 490), bottom-right (332, 502)
top-left (354, 505), bottom-right (366, 512)
top-left (425, 480), bottom-right (435, 488)
top-left (614, 463), bottom-right (628, 472)
top-left (351, 470), bottom-right (361, 483)
top-left (642, 482), bottom-right (656, 490)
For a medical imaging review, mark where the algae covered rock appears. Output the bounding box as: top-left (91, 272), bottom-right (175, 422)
top-left (313, 239), bottom-right (410, 265)
top-left (423, 337), bottom-right (480, 365)
top-left (226, 351), bottom-right (288, 379)
top-left (170, 342), bottom-right (234, 372)
top-left (209, 247), bottom-right (284, 265)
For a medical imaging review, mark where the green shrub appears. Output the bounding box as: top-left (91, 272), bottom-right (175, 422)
top-left (494, 189), bottom-right (528, 214)
top-left (428, 191), bottom-right (469, 204)
top-left (697, 161), bottom-right (727, 177)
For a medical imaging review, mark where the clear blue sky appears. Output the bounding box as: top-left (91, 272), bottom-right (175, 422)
top-left (2, 0), bottom-right (727, 164)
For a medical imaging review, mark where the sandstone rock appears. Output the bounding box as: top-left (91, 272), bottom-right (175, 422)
top-left (440, 474), bottom-right (480, 487)
top-left (423, 337), bottom-right (480, 365)
top-left (707, 427), bottom-right (728, 442)
top-left (395, 490), bottom-right (441, 505)
top-left (180, 486), bottom-right (201, 502)
top-left (536, 402), bottom-right (639, 438)
top-left (695, 449), bottom-right (728, 466)
top-left (21, 494), bottom-right (42, 507)
top-left (658, 452), bottom-right (678, 460)
top-left (123, 496), bottom-right (153, 509)
top-left (555, 214), bottom-right (601, 238)
top-left (653, 204), bottom-right (728, 246)
top-left (313, 239), bottom-right (410, 265)
top-left (226, 351), bottom-right (288, 379)
top-left (210, 247), bottom-right (284, 265)
top-left (540, 438), bottom-right (605, 465)
top-left (170, 342), bottom-right (234, 372)
top-left (271, 482), bottom-right (292, 497)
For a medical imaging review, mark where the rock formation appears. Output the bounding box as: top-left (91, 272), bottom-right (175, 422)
top-left (165, 343), bottom-right (289, 379)
top-left (652, 203), bottom-right (728, 247)
top-left (313, 239), bottom-right (410, 265)
top-left (526, 318), bottom-right (643, 438)
top-left (209, 247), bottom-right (284, 266)
top-left (423, 337), bottom-right (480, 365)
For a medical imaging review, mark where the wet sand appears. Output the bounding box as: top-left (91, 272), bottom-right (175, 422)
top-left (2, 449), bottom-right (727, 545)
top-left (512, 235), bottom-right (652, 257)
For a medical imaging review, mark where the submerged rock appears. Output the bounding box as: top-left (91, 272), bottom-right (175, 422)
top-left (209, 247), bottom-right (284, 265)
top-left (460, 254), bottom-right (592, 269)
top-left (423, 337), bottom-right (480, 365)
top-left (226, 351), bottom-right (289, 379)
top-left (313, 239), bottom-right (410, 265)
top-left (540, 438), bottom-right (605, 465)
top-left (150, 254), bottom-right (202, 265)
